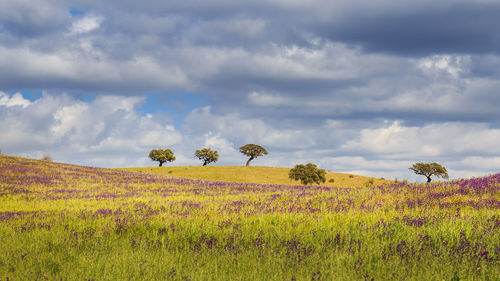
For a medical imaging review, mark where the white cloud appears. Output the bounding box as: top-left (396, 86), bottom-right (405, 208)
top-left (0, 92), bottom-right (31, 108)
top-left (203, 133), bottom-right (237, 153)
top-left (51, 102), bottom-right (89, 137)
top-left (180, 107), bottom-right (500, 179)
top-left (342, 120), bottom-right (500, 158)
top-left (0, 93), bottom-right (182, 167)
top-left (324, 119), bottom-right (347, 129)
top-left (418, 55), bottom-right (470, 79)
top-left (183, 106), bottom-right (317, 149)
top-left (71, 15), bottom-right (103, 34)
top-left (247, 91), bottom-right (292, 106)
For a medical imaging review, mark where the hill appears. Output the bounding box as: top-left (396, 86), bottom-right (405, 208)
top-left (1, 153), bottom-right (499, 280)
top-left (120, 165), bottom-right (392, 187)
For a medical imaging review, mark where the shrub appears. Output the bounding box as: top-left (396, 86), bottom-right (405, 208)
top-left (365, 178), bottom-right (375, 187)
top-left (42, 154), bottom-right (53, 161)
top-left (289, 163), bottom-right (326, 185)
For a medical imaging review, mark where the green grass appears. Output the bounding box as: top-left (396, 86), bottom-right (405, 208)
top-left (1, 154), bottom-right (499, 280)
top-left (120, 165), bottom-right (391, 187)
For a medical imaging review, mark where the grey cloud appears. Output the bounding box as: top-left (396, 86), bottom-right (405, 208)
top-left (468, 55), bottom-right (500, 78)
top-left (69, 0), bottom-right (311, 51)
top-left (86, 0), bottom-right (500, 56)
top-left (0, 0), bottom-right (70, 38)
top-left (5, 0), bottom-right (500, 55)
top-left (314, 1), bottom-right (500, 56)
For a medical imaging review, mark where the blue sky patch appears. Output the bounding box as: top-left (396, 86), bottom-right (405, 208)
top-left (142, 93), bottom-right (207, 128)
top-left (69, 9), bottom-right (86, 16)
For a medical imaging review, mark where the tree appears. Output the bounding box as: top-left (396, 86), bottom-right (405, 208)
top-left (239, 144), bottom-right (268, 166)
top-left (409, 162), bottom-right (449, 183)
top-left (149, 149), bottom-right (175, 167)
top-left (289, 163), bottom-right (326, 185)
top-left (195, 148), bottom-right (219, 166)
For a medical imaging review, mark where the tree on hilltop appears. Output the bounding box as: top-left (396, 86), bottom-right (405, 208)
top-left (239, 144), bottom-right (268, 166)
top-left (149, 149), bottom-right (175, 167)
top-left (195, 148), bottom-right (219, 166)
top-left (409, 162), bottom-right (448, 183)
top-left (289, 163), bottom-right (326, 185)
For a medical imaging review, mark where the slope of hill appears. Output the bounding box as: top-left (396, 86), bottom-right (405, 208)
top-left (1, 154), bottom-right (499, 280)
top-left (121, 166), bottom-right (391, 187)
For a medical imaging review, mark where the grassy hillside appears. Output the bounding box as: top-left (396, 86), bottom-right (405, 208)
top-left (121, 166), bottom-right (392, 187)
top-left (2, 154), bottom-right (499, 280)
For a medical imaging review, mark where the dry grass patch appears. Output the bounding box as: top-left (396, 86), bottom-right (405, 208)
top-left (120, 166), bottom-right (391, 187)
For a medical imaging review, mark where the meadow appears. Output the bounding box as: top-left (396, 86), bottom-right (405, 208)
top-left (0, 154), bottom-right (499, 280)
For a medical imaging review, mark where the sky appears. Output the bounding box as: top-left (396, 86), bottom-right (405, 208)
top-left (1, 0), bottom-right (500, 182)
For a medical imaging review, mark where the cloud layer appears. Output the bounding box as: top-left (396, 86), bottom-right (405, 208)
top-left (1, 0), bottom-right (499, 181)
top-left (1, 92), bottom-right (498, 181)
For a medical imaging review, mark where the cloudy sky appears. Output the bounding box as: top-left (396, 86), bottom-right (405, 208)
top-left (1, 0), bottom-right (499, 181)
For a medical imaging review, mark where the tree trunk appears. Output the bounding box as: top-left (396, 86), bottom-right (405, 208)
top-left (426, 175), bottom-right (432, 183)
top-left (246, 156), bottom-right (254, 166)
top-left (203, 161), bottom-right (207, 166)
top-left (159, 161), bottom-right (163, 167)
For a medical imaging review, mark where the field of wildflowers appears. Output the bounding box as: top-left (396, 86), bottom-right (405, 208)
top-left (0, 154), bottom-right (499, 280)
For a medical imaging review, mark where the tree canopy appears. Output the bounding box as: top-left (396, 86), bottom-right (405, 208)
top-left (149, 149), bottom-right (175, 167)
top-left (409, 162), bottom-right (448, 183)
top-left (239, 144), bottom-right (268, 166)
top-left (194, 148), bottom-right (219, 166)
top-left (289, 163), bottom-right (326, 185)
